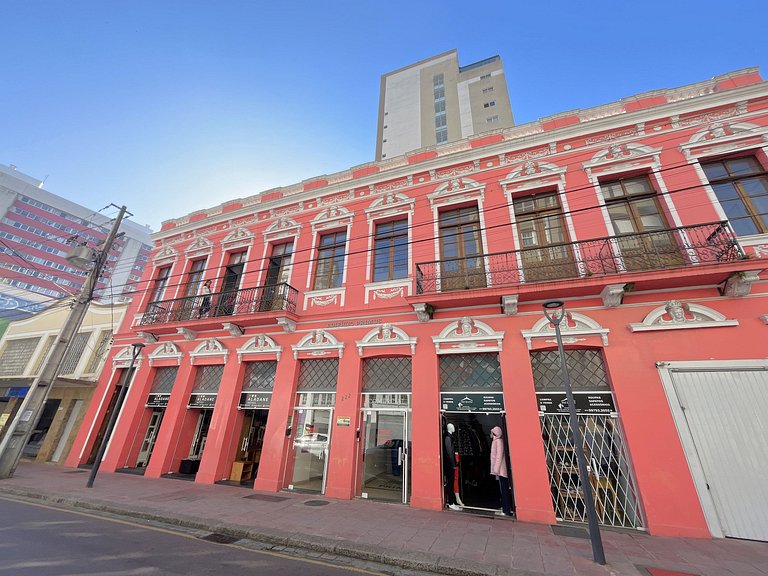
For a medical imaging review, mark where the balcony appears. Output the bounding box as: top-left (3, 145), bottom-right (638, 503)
top-left (414, 222), bottom-right (755, 304)
top-left (138, 283), bottom-right (298, 330)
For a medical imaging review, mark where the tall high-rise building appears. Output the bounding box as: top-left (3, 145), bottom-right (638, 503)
top-left (375, 49), bottom-right (514, 160)
top-left (0, 163), bottom-right (153, 319)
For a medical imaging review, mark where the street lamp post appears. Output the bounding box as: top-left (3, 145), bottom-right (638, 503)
top-left (86, 342), bottom-right (145, 488)
top-left (542, 300), bottom-right (606, 565)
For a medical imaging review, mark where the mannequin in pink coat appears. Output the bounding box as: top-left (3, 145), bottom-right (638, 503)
top-left (490, 426), bottom-right (512, 516)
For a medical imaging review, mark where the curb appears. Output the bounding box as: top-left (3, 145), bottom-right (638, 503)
top-left (0, 485), bottom-right (544, 576)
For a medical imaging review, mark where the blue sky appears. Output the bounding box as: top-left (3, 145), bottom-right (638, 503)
top-left (2, 1), bottom-right (766, 232)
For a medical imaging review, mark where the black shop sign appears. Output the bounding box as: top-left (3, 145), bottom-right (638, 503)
top-left (188, 393), bottom-right (217, 409)
top-left (238, 392), bottom-right (272, 409)
top-left (536, 392), bottom-right (616, 415)
top-left (146, 393), bottom-right (170, 408)
top-left (441, 392), bottom-right (505, 413)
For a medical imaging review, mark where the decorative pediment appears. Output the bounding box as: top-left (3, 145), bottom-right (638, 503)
top-left (680, 121), bottom-right (768, 160)
top-left (184, 235), bottom-right (213, 256)
top-left (432, 317), bottom-right (504, 355)
top-left (583, 143), bottom-right (661, 181)
top-left (264, 217), bottom-right (301, 242)
top-left (237, 334), bottom-right (282, 362)
top-left (311, 206), bottom-right (354, 233)
top-left (189, 338), bottom-right (228, 364)
top-left (356, 324), bottom-right (417, 356)
top-left (502, 160), bottom-right (565, 182)
top-left (291, 329), bottom-right (344, 359)
top-left (221, 225), bottom-right (254, 249)
top-left (629, 301), bottom-right (738, 332)
top-left (148, 341), bottom-right (183, 365)
top-left (428, 177), bottom-right (485, 209)
top-left (365, 192), bottom-right (415, 221)
top-left (152, 244), bottom-right (178, 264)
top-left (521, 311), bottom-right (609, 349)
top-left (113, 345), bottom-right (145, 369)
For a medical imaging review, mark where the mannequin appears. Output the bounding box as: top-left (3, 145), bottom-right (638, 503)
top-left (443, 423), bottom-right (463, 510)
top-left (490, 426), bottom-right (512, 516)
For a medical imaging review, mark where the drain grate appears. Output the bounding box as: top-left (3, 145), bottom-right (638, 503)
top-left (304, 499), bottom-right (330, 507)
top-left (244, 494), bottom-right (290, 502)
top-left (551, 525), bottom-right (589, 539)
top-left (199, 532), bottom-right (240, 544)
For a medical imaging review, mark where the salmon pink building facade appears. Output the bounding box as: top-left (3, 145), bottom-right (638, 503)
top-left (68, 68), bottom-right (768, 542)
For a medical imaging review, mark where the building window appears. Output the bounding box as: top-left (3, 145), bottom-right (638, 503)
top-left (314, 231), bottom-right (347, 290)
top-left (701, 156), bottom-right (768, 236)
top-left (0, 337), bottom-right (39, 376)
top-left (482, 86), bottom-right (494, 94)
top-left (148, 266), bottom-right (171, 303)
top-left (60, 332), bottom-right (91, 375)
top-left (183, 259), bottom-right (207, 297)
top-left (438, 205), bottom-right (486, 290)
top-left (30, 335), bottom-right (56, 376)
top-left (486, 116), bottom-right (499, 124)
top-left (433, 73), bottom-right (448, 145)
top-left (480, 73), bottom-right (491, 80)
top-left (85, 330), bottom-right (112, 374)
top-left (373, 219), bottom-right (408, 282)
top-left (483, 101), bottom-right (496, 108)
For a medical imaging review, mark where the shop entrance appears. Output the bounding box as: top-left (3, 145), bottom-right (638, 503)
top-left (287, 401), bottom-right (333, 493)
top-left (359, 394), bottom-right (411, 503)
top-left (441, 410), bottom-right (513, 513)
top-left (136, 408), bottom-right (164, 468)
top-left (230, 408), bottom-right (268, 483)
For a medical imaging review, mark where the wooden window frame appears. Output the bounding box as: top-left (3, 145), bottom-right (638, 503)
top-left (701, 155), bottom-right (768, 235)
top-left (372, 219), bottom-right (408, 283)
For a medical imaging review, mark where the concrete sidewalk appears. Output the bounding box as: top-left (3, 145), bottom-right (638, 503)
top-left (1, 462), bottom-right (766, 576)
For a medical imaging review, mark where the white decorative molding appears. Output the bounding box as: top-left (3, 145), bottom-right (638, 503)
top-left (630, 301), bottom-right (738, 332)
top-left (184, 234), bottom-right (214, 256)
top-left (365, 192), bottom-right (415, 221)
top-left (721, 270), bottom-right (762, 297)
top-left (221, 225), bottom-right (254, 249)
top-left (601, 284), bottom-right (627, 308)
top-left (680, 121), bottom-right (768, 160)
top-left (176, 327), bottom-right (197, 341)
top-left (760, 314), bottom-right (768, 325)
top-left (413, 303), bottom-right (434, 323)
top-left (277, 317), bottom-right (296, 333)
top-left (432, 317), bottom-right (504, 355)
top-left (303, 287), bottom-right (345, 310)
top-left (521, 312), bottom-right (609, 350)
top-left (292, 329), bottom-right (344, 359)
top-left (237, 334), bottom-right (282, 362)
top-left (356, 324), bottom-right (417, 356)
top-left (583, 143), bottom-right (661, 181)
top-left (500, 161), bottom-right (566, 191)
top-left (148, 342), bottom-right (183, 366)
top-left (222, 322), bottom-right (244, 338)
top-left (189, 338), bottom-right (228, 364)
top-left (364, 279), bottom-right (411, 304)
top-left (136, 331), bottom-right (158, 344)
top-left (152, 243), bottom-right (178, 265)
top-left (427, 177), bottom-right (485, 209)
top-left (310, 205), bottom-right (354, 234)
top-left (263, 216), bottom-right (301, 243)
top-left (501, 295), bottom-right (518, 316)
top-left (113, 345), bottom-right (145, 369)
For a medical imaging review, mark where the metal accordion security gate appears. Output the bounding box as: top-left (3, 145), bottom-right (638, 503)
top-left (531, 350), bottom-right (644, 529)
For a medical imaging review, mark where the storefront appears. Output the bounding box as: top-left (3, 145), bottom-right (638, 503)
top-left (178, 365), bottom-right (223, 476)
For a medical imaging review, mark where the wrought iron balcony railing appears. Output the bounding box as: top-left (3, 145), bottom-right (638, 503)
top-left (139, 282), bottom-right (298, 326)
top-left (416, 222), bottom-right (744, 295)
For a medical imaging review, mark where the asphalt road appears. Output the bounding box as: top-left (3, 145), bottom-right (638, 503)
top-left (0, 496), bottom-right (398, 576)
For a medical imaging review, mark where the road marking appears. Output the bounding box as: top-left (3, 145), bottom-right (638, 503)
top-left (0, 495), bottom-right (386, 575)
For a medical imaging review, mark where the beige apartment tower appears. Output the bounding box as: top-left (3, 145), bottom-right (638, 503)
top-left (375, 50), bottom-right (514, 160)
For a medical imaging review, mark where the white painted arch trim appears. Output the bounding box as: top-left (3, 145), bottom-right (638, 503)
top-left (221, 225), bottom-right (254, 248)
top-left (629, 303), bottom-right (738, 332)
top-left (113, 345), bottom-right (145, 369)
top-left (184, 235), bottom-right (214, 255)
top-left (152, 244), bottom-right (178, 264)
top-left (427, 177), bottom-right (486, 209)
top-left (356, 324), bottom-right (417, 356)
top-left (680, 121), bottom-right (768, 160)
top-left (189, 338), bottom-right (228, 364)
top-left (292, 329), bottom-right (345, 359)
top-left (237, 334), bottom-right (282, 362)
top-left (148, 341), bottom-right (183, 366)
top-left (263, 216), bottom-right (302, 242)
top-left (521, 311), bottom-right (609, 350)
top-left (432, 317), bottom-right (504, 355)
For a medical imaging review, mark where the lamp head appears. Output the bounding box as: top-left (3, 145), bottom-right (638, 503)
top-left (542, 299), bottom-right (566, 324)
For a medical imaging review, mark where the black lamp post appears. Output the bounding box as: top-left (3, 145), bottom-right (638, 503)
top-left (542, 300), bottom-right (606, 565)
top-left (86, 342), bottom-right (145, 488)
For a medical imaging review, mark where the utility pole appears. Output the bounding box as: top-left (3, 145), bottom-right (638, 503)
top-left (0, 206), bottom-right (129, 479)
